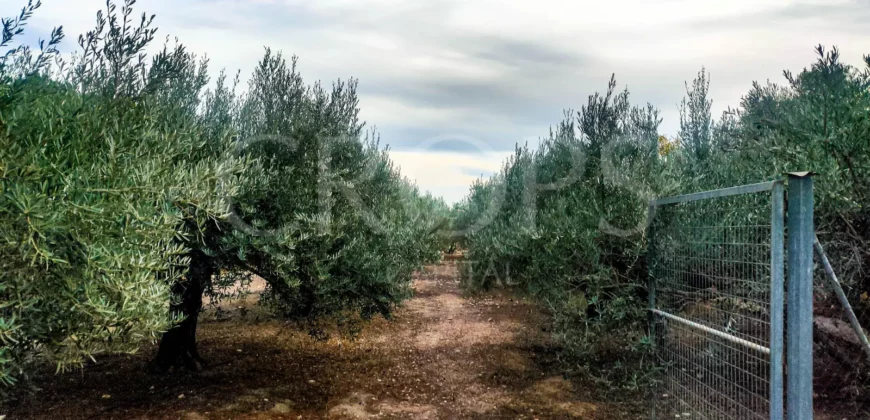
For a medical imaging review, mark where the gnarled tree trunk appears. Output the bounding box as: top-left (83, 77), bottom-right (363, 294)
top-left (149, 249), bottom-right (212, 373)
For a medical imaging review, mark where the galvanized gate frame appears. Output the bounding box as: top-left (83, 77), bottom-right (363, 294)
top-left (648, 174), bottom-right (814, 420)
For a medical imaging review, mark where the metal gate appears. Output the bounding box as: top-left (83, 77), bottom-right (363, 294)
top-left (648, 175), bottom-right (815, 420)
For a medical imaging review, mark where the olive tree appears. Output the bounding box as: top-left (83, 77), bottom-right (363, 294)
top-left (0, 0), bottom-right (245, 383)
top-left (1, 0), bottom-right (448, 381)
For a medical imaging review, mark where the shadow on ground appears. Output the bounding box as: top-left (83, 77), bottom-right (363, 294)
top-left (2, 258), bottom-right (645, 419)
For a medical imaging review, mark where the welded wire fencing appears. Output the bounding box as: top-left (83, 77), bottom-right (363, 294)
top-left (649, 182), bottom-right (784, 420)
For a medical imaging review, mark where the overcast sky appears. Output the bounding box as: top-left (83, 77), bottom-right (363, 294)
top-left (7, 0), bottom-right (870, 203)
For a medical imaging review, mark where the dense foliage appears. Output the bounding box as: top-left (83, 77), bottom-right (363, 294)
top-left (453, 46), bottom-right (870, 387)
top-left (0, 0), bottom-right (447, 385)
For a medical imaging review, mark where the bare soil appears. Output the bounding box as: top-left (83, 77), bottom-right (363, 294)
top-left (2, 256), bottom-right (644, 419)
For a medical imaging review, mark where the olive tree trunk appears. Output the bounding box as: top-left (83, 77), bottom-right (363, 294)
top-left (149, 249), bottom-right (212, 373)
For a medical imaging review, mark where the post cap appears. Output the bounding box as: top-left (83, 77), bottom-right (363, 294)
top-left (786, 171), bottom-right (816, 178)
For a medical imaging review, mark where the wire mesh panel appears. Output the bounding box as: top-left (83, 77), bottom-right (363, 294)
top-left (649, 182), bottom-right (784, 420)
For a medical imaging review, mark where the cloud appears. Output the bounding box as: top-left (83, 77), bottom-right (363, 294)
top-left (685, 1), bottom-right (870, 32)
top-left (389, 150), bottom-right (505, 204)
top-left (5, 0), bottom-right (869, 203)
top-left (459, 166), bottom-right (496, 179)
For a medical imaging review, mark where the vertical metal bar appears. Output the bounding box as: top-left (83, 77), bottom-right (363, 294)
top-left (647, 201), bottom-right (657, 420)
top-left (648, 202), bottom-right (657, 322)
top-left (770, 181), bottom-right (785, 420)
top-left (786, 173), bottom-right (814, 419)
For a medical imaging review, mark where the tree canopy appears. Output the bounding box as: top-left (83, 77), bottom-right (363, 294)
top-left (0, 0), bottom-right (448, 384)
top-left (453, 44), bottom-right (870, 386)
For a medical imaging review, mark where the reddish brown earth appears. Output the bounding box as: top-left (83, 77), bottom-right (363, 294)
top-left (2, 256), bottom-right (644, 419)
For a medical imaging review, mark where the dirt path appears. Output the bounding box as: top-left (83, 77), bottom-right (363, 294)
top-left (3, 257), bottom-right (642, 419)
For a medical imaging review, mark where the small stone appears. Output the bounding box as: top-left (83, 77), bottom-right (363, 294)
top-left (101, 394), bottom-right (111, 399)
top-left (272, 403), bottom-right (291, 414)
top-left (178, 393), bottom-right (185, 399)
top-left (308, 379), bottom-right (316, 384)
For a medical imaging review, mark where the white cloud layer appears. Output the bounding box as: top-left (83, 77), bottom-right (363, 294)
top-left (390, 150), bottom-right (506, 204)
top-left (5, 0), bottom-right (869, 202)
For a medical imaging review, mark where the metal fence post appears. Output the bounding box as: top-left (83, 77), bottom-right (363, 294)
top-left (787, 172), bottom-right (814, 419)
top-left (770, 181), bottom-right (785, 420)
top-left (647, 201), bottom-right (657, 420)
top-left (647, 202), bottom-right (657, 326)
